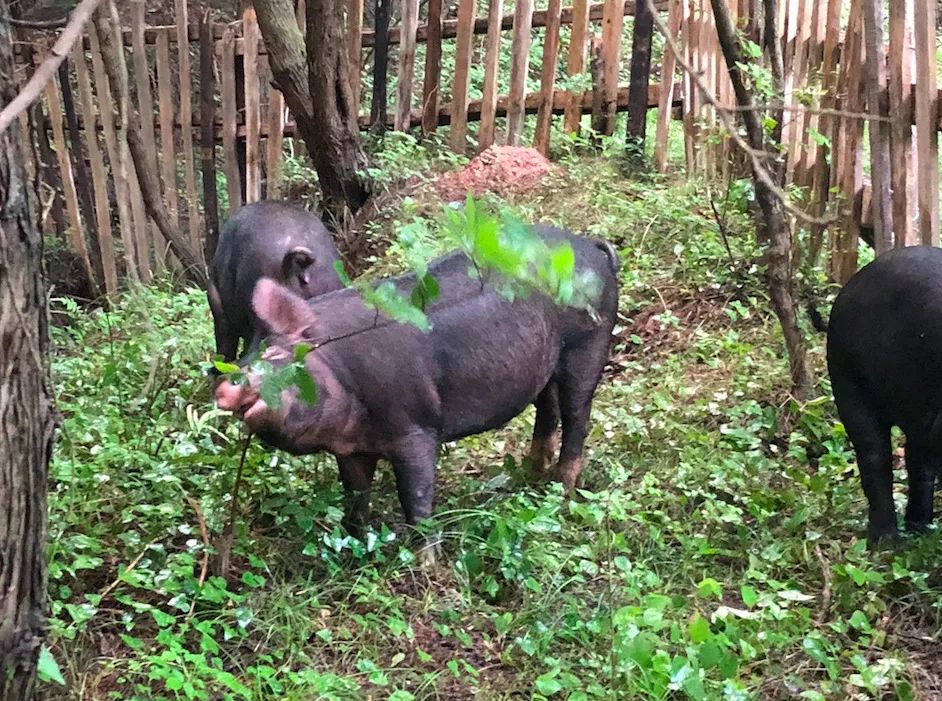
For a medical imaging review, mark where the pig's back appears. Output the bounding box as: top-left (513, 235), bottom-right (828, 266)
top-left (828, 245), bottom-right (942, 420)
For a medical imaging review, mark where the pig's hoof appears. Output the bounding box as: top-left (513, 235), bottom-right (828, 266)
top-left (866, 529), bottom-right (903, 550)
top-left (904, 519), bottom-right (933, 535)
top-left (416, 537), bottom-right (443, 569)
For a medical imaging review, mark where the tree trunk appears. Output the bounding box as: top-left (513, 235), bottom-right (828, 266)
top-left (0, 4), bottom-right (56, 699)
top-left (93, 1), bottom-right (208, 288)
top-left (625, 0), bottom-right (653, 160)
top-left (305, 0), bottom-right (371, 224)
top-left (710, 0), bottom-right (813, 400)
top-left (254, 0), bottom-right (371, 224)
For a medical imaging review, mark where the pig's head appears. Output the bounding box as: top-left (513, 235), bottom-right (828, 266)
top-left (215, 278), bottom-right (328, 455)
top-left (281, 246), bottom-right (318, 297)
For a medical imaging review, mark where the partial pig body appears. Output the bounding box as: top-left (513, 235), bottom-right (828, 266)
top-left (216, 225), bottom-right (619, 538)
top-left (827, 245), bottom-right (942, 540)
top-left (208, 201), bottom-right (344, 361)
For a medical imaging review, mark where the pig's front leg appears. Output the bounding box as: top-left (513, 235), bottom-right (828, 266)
top-left (390, 435), bottom-right (441, 566)
top-left (336, 454), bottom-right (378, 537)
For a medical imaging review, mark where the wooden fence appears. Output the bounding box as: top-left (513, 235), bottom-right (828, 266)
top-left (14, 0), bottom-right (942, 294)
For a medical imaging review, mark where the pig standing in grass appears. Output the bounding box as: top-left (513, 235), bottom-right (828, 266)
top-left (208, 201), bottom-right (344, 361)
top-left (827, 245), bottom-right (942, 541)
top-left (215, 225), bottom-right (619, 558)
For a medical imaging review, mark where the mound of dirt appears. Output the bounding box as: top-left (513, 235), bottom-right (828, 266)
top-left (436, 146), bottom-right (556, 201)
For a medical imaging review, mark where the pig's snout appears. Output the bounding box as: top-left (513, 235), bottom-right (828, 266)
top-left (215, 380), bottom-right (271, 427)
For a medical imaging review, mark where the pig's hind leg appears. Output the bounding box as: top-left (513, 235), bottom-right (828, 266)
top-left (528, 383), bottom-right (560, 475)
top-left (902, 435), bottom-right (937, 533)
top-left (554, 341), bottom-right (609, 491)
top-left (832, 372), bottom-right (897, 540)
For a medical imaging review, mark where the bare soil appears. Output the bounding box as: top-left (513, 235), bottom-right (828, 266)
top-left (436, 146), bottom-right (557, 202)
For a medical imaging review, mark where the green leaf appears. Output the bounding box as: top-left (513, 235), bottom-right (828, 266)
top-left (697, 578), bottom-right (723, 600)
top-left (689, 615), bottom-right (711, 644)
top-left (37, 645), bottom-right (66, 686)
top-left (740, 584), bottom-right (758, 608)
top-left (333, 260), bottom-right (352, 286)
top-left (535, 673), bottom-right (563, 696)
top-left (293, 366), bottom-right (319, 405)
top-left (293, 342), bottom-right (313, 363)
top-left (214, 359), bottom-right (240, 374)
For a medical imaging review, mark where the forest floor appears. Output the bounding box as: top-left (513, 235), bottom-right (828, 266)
top-left (43, 134), bottom-right (942, 700)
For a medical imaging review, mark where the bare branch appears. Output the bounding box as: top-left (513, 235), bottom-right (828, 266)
top-left (0, 0), bottom-right (103, 134)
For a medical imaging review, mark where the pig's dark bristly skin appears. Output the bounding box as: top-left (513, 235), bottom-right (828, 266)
top-left (827, 245), bottom-right (942, 541)
top-left (216, 226), bottom-right (619, 545)
top-left (208, 201), bottom-right (344, 362)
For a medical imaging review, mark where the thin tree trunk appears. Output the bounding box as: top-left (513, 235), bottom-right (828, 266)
top-left (254, 0), bottom-right (372, 223)
top-left (626, 0), bottom-right (653, 159)
top-left (0, 4), bottom-right (56, 699)
top-left (711, 0), bottom-right (813, 400)
top-left (94, 1), bottom-right (208, 287)
top-left (371, 0), bottom-right (391, 128)
top-left (762, 0), bottom-right (785, 146)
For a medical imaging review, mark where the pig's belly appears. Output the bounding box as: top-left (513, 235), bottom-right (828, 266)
top-left (436, 351), bottom-right (558, 442)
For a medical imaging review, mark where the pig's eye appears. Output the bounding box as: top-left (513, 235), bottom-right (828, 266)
top-left (297, 274), bottom-right (308, 288)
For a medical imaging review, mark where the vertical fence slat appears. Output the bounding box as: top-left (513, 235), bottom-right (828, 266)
top-left (127, 157), bottom-right (153, 283)
top-left (74, 46), bottom-right (118, 293)
top-left (599, 0), bottom-right (625, 136)
top-left (450, 0), bottom-right (478, 150)
top-left (156, 29), bottom-right (179, 239)
top-left (808, 0), bottom-right (842, 260)
top-left (372, 0), bottom-right (392, 126)
top-left (506, 0), bottom-right (535, 144)
top-left (862, 0), bottom-right (892, 252)
top-left (396, 0), bottom-right (421, 131)
top-left (59, 60), bottom-right (99, 286)
top-left (45, 77), bottom-right (96, 290)
top-left (422, 0), bottom-right (444, 136)
top-left (266, 87), bottom-right (285, 198)
top-left (131, 0), bottom-right (161, 275)
top-left (797, 0), bottom-right (825, 189)
top-left (784, 0), bottom-right (811, 183)
top-left (347, 0), bottom-right (364, 109)
top-left (563, 0), bottom-right (590, 136)
top-left (89, 23), bottom-right (138, 281)
top-left (534, 0), bottom-right (563, 155)
top-left (698, 0), bottom-right (715, 171)
top-left (243, 8), bottom-right (262, 203)
top-left (220, 26), bottom-right (242, 216)
top-left (889, 0), bottom-right (914, 247)
top-left (201, 14), bottom-right (220, 261)
top-left (478, 0), bottom-right (504, 148)
top-left (175, 0), bottom-right (201, 247)
top-left (682, 0), bottom-right (697, 170)
top-left (654, 0), bottom-right (682, 172)
top-left (831, 2), bottom-right (863, 283)
top-left (914, 0), bottom-right (939, 246)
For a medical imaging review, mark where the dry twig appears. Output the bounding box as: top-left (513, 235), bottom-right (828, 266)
top-left (0, 0), bottom-right (103, 134)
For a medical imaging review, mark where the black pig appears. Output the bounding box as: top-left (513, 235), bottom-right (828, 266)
top-left (215, 226), bottom-right (619, 557)
top-left (208, 201), bottom-right (344, 361)
top-left (827, 245), bottom-right (942, 541)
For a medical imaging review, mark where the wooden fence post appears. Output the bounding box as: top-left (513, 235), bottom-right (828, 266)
top-left (861, 0), bottom-right (892, 252)
top-left (155, 29), bottom-right (179, 238)
top-left (478, 0), bottom-right (504, 148)
top-left (176, 0), bottom-right (201, 248)
top-left (422, 0), bottom-right (444, 136)
top-left (563, 0), bottom-right (590, 136)
top-left (599, 0), bottom-right (625, 136)
top-left (450, 0), bottom-right (478, 150)
top-left (396, 0), bottom-right (421, 131)
top-left (654, 0), bottom-right (682, 171)
top-left (888, 0), bottom-right (914, 247)
top-left (220, 26), bottom-right (242, 217)
top-left (914, 0), bottom-right (938, 245)
top-left (506, 0), bottom-right (535, 143)
top-left (348, 0), bottom-right (364, 108)
top-left (535, 0), bottom-right (563, 155)
top-left (243, 8), bottom-right (262, 203)
top-left (201, 14), bottom-right (220, 262)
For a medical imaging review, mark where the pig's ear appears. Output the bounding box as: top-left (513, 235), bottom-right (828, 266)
top-left (252, 278), bottom-right (316, 336)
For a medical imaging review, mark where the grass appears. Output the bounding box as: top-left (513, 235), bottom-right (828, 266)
top-left (42, 138), bottom-right (942, 701)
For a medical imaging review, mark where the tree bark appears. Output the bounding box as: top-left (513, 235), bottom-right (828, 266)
top-left (0, 3), bottom-right (56, 699)
top-left (711, 0), bottom-right (813, 400)
top-left (625, 0), bottom-right (653, 159)
top-left (254, 0), bottom-right (371, 224)
top-left (93, 1), bottom-right (208, 288)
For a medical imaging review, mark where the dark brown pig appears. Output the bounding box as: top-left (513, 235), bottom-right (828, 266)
top-left (208, 201), bottom-right (344, 361)
top-left (215, 226), bottom-right (619, 556)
